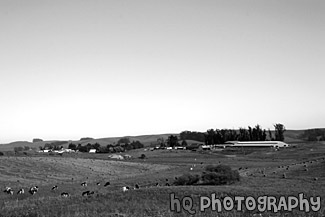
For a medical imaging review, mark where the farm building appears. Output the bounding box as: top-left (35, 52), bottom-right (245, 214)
top-left (108, 154), bottom-right (124, 160)
top-left (89, 149), bottom-right (97, 153)
top-left (225, 141), bottom-right (289, 148)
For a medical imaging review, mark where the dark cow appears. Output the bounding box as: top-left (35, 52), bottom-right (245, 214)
top-left (3, 187), bottom-right (13, 195)
top-left (29, 186), bottom-right (38, 195)
top-left (104, 182), bottom-right (110, 187)
top-left (17, 189), bottom-right (24, 194)
top-left (82, 190), bottom-right (94, 196)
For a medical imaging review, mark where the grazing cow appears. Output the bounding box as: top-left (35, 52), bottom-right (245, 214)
top-left (82, 191), bottom-right (95, 196)
top-left (134, 184), bottom-right (140, 190)
top-left (96, 182), bottom-right (101, 186)
top-left (61, 192), bottom-right (70, 197)
top-left (155, 183), bottom-right (160, 187)
top-left (81, 182), bottom-right (87, 187)
top-left (282, 173), bottom-right (287, 179)
top-left (52, 185), bottom-right (58, 191)
top-left (165, 183), bottom-right (170, 186)
top-left (314, 178), bottom-right (319, 181)
top-left (104, 182), bottom-right (110, 187)
top-left (29, 186), bottom-right (38, 195)
top-left (17, 189), bottom-right (24, 194)
top-left (4, 187), bottom-right (13, 195)
top-left (122, 186), bottom-right (130, 192)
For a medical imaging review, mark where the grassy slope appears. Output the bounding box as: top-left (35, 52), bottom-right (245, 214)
top-left (0, 134), bottom-right (178, 152)
top-left (1, 141), bottom-right (325, 216)
top-left (0, 128), bottom-right (319, 152)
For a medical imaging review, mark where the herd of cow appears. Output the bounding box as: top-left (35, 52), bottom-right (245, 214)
top-left (2, 179), bottom-right (168, 198)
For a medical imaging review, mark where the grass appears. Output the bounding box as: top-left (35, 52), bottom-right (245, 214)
top-left (0, 141), bottom-right (324, 216)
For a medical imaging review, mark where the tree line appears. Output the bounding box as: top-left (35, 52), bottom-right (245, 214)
top-left (174, 123), bottom-right (286, 146)
top-left (67, 137), bottom-right (144, 153)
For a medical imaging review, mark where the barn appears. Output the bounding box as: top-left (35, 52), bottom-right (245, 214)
top-left (225, 141), bottom-right (289, 148)
top-left (108, 154), bottom-right (124, 160)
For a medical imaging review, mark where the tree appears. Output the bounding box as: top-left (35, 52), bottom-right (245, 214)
top-left (33, 138), bottom-right (43, 143)
top-left (268, 129), bottom-right (273, 141)
top-left (238, 128), bottom-right (249, 141)
top-left (181, 140), bottom-right (188, 147)
top-left (68, 143), bottom-right (77, 150)
top-left (157, 137), bottom-right (166, 147)
top-left (205, 129), bottom-right (215, 145)
top-left (274, 123), bottom-right (286, 141)
top-left (167, 135), bottom-right (178, 147)
top-left (117, 137), bottom-right (130, 145)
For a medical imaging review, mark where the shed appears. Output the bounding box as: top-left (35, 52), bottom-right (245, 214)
top-left (89, 149), bottom-right (97, 153)
top-left (108, 154), bottom-right (124, 160)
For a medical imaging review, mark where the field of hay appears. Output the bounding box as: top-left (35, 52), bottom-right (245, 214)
top-left (0, 141), bottom-right (325, 216)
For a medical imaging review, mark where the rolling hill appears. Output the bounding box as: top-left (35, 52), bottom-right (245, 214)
top-left (0, 128), bottom-right (323, 152)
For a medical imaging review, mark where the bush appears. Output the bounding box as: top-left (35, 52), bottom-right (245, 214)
top-left (0, 152), bottom-right (4, 156)
top-left (201, 164), bottom-right (240, 185)
top-left (174, 174), bottom-right (200, 186)
top-left (14, 146), bottom-right (24, 152)
top-left (139, 154), bottom-right (146, 159)
top-left (174, 164), bottom-right (240, 186)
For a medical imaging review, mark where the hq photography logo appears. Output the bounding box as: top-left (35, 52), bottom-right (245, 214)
top-left (170, 193), bottom-right (321, 215)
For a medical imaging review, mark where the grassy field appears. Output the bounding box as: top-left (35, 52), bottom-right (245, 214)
top-left (0, 141), bottom-right (324, 216)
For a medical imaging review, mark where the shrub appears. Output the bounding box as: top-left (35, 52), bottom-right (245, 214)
top-left (174, 174), bottom-right (200, 186)
top-left (0, 152), bottom-right (4, 156)
top-left (139, 154), bottom-right (146, 159)
top-left (14, 146), bottom-right (24, 152)
top-left (174, 164), bottom-right (240, 186)
top-left (202, 164), bottom-right (240, 185)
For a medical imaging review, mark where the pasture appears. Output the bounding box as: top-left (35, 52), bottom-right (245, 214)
top-left (0, 141), bottom-right (325, 216)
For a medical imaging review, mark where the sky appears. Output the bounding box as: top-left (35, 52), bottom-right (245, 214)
top-left (0, 0), bottom-right (324, 143)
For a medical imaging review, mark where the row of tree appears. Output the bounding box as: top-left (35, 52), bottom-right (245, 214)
top-left (67, 138), bottom-right (144, 153)
top-left (170, 123), bottom-right (286, 146)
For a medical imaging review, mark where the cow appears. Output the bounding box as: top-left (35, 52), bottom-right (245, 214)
top-left (104, 182), bottom-right (110, 187)
top-left (61, 192), bottom-right (70, 197)
top-left (3, 187), bottom-right (13, 195)
top-left (29, 186), bottom-right (38, 195)
top-left (52, 185), bottom-right (58, 191)
top-left (81, 182), bottom-right (87, 187)
top-left (134, 184), bottom-right (140, 190)
top-left (122, 186), bottom-right (130, 192)
top-left (82, 191), bottom-right (94, 196)
top-left (17, 189), bottom-right (24, 194)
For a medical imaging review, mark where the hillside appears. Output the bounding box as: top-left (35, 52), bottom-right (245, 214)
top-left (0, 134), bottom-right (178, 152)
top-left (0, 128), bottom-right (323, 152)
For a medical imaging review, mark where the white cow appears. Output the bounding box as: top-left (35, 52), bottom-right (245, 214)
top-left (122, 186), bottom-right (130, 192)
